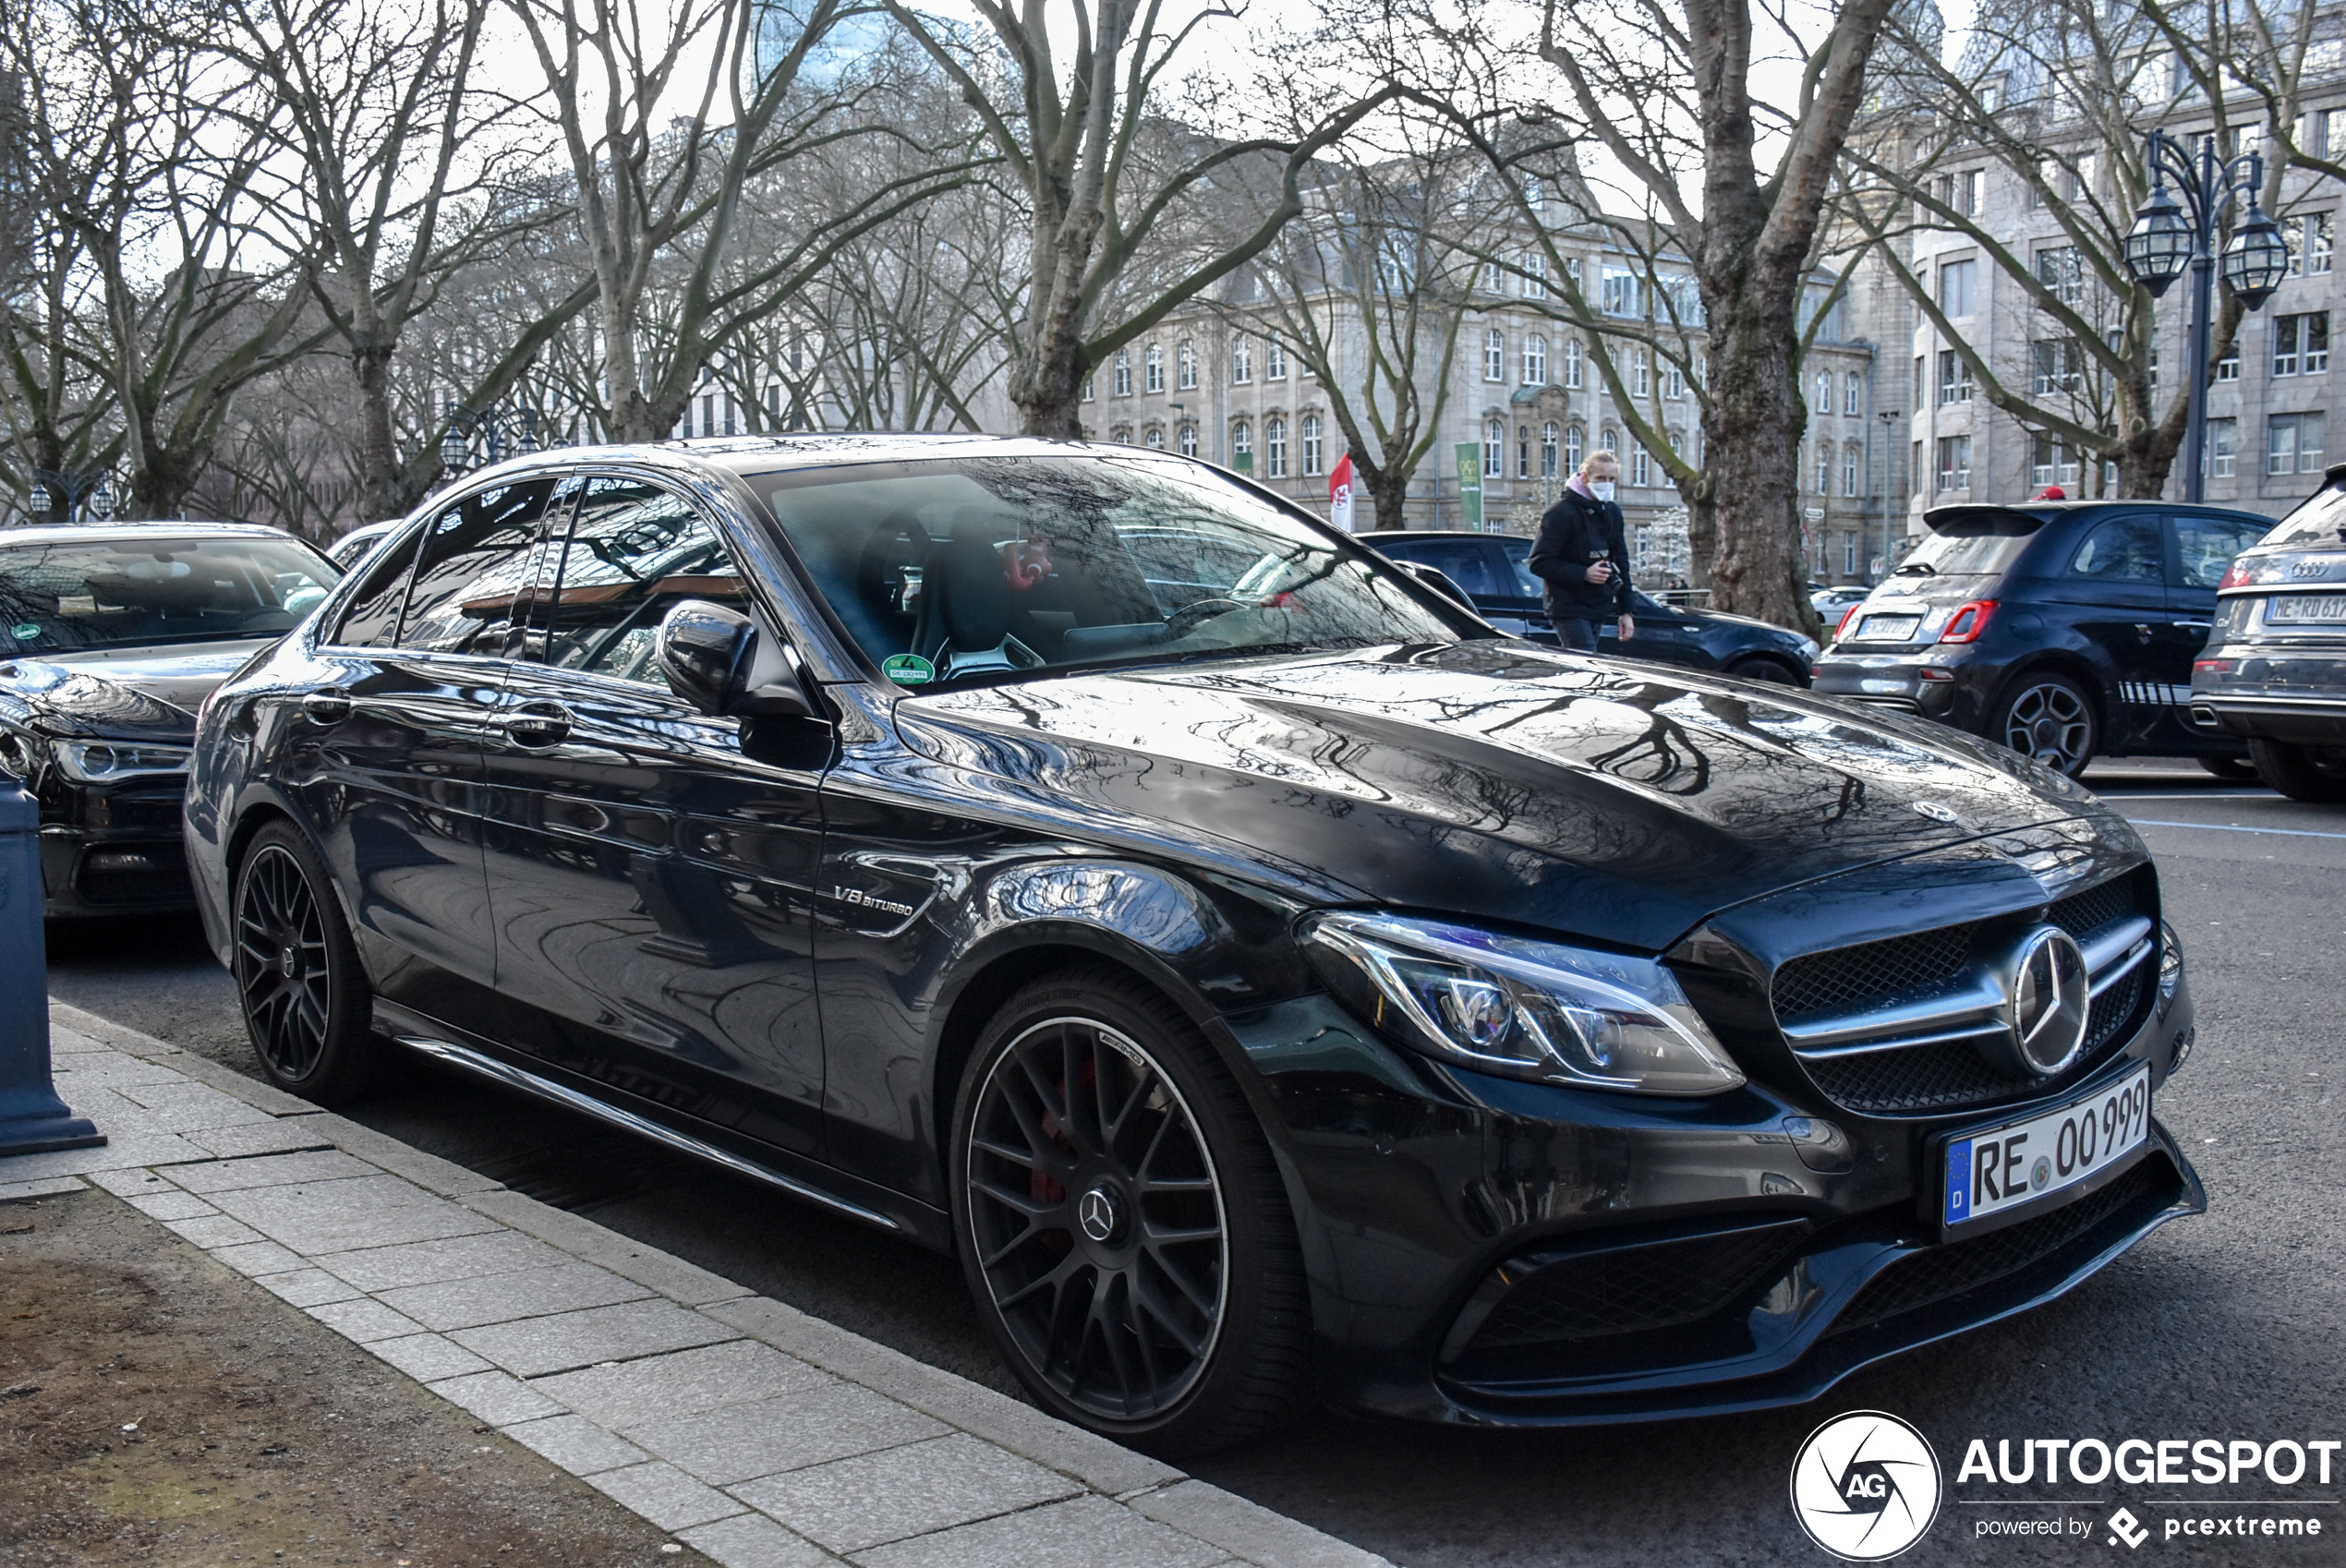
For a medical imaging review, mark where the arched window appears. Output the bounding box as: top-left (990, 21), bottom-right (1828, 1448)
top-left (1144, 344), bottom-right (1164, 393)
top-left (1844, 371), bottom-right (1862, 415)
top-left (1815, 445), bottom-right (1832, 492)
top-left (1632, 349), bottom-right (1650, 397)
top-left (1517, 424), bottom-right (1531, 478)
top-left (1113, 349), bottom-right (1132, 397)
top-left (1484, 330), bottom-right (1505, 381)
top-left (1483, 417), bottom-right (1505, 476)
top-left (1264, 416), bottom-right (1288, 477)
top-left (1632, 444), bottom-right (1652, 486)
top-left (1231, 338), bottom-right (1252, 384)
top-left (1081, 373), bottom-right (1094, 402)
top-left (1178, 424), bottom-right (1198, 457)
top-left (1524, 335), bottom-right (1549, 385)
top-left (1814, 371), bottom-right (1832, 415)
top-left (1144, 426), bottom-right (1165, 449)
top-left (1564, 340), bottom-right (1582, 389)
top-left (1843, 442), bottom-right (1861, 497)
top-left (1565, 425), bottom-right (1584, 472)
top-left (1300, 414), bottom-right (1323, 475)
top-left (1541, 421), bottom-right (1560, 477)
top-left (1231, 419), bottom-right (1252, 467)
top-left (1266, 341), bottom-right (1287, 380)
top-left (1111, 425), bottom-right (1133, 444)
top-left (1178, 341), bottom-right (1197, 390)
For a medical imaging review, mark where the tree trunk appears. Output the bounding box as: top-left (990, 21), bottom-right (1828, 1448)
top-left (1700, 294), bottom-right (1811, 629)
top-left (353, 341), bottom-right (398, 521)
top-left (1364, 462), bottom-right (1409, 531)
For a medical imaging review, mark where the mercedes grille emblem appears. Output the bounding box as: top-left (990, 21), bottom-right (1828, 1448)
top-left (1911, 802), bottom-right (1961, 825)
top-left (1996, 925), bottom-right (2091, 1078)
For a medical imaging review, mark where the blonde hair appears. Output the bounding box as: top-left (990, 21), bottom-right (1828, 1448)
top-left (1578, 450), bottom-right (1619, 478)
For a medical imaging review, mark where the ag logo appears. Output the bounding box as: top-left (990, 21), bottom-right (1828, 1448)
top-left (1789, 1410), bottom-right (1942, 1561)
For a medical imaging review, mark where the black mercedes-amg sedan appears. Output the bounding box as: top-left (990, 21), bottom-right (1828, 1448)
top-left (0, 523), bottom-right (341, 914)
top-left (184, 437), bottom-right (2203, 1453)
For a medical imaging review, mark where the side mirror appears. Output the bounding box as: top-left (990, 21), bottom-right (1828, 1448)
top-left (656, 599), bottom-right (813, 718)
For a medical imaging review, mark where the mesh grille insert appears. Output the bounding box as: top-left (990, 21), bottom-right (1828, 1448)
top-left (1771, 924), bottom-right (1977, 1023)
top-left (1469, 1224), bottom-right (1810, 1350)
top-left (2049, 876), bottom-right (2141, 942)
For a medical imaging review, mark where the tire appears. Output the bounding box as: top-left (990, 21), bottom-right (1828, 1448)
top-left (1724, 656), bottom-right (1802, 686)
top-left (950, 965), bottom-right (1312, 1455)
top-left (1989, 672), bottom-right (2099, 778)
top-left (2248, 737), bottom-right (2346, 802)
top-left (2196, 754), bottom-right (2260, 782)
top-left (231, 822), bottom-right (383, 1104)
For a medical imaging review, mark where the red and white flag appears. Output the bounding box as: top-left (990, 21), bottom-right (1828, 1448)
top-left (1328, 452), bottom-right (1355, 533)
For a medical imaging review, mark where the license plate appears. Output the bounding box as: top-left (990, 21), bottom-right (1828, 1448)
top-left (1941, 1064), bottom-right (2150, 1235)
top-left (1855, 614), bottom-right (1921, 641)
top-left (2267, 593), bottom-right (2346, 623)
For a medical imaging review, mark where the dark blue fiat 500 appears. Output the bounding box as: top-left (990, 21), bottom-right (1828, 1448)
top-left (184, 437), bottom-right (2202, 1453)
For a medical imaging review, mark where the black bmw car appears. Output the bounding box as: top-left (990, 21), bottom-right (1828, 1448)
top-left (0, 523), bottom-right (341, 914)
top-left (1367, 528), bottom-right (1820, 684)
top-left (185, 437), bottom-right (2201, 1452)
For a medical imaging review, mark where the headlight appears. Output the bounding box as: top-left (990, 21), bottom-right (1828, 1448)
top-left (0, 725), bottom-right (42, 779)
top-left (2158, 920), bottom-right (2183, 1008)
top-left (1300, 912), bottom-right (1746, 1095)
top-left (53, 740), bottom-right (192, 783)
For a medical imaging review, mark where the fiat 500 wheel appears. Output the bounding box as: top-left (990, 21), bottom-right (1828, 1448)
top-left (952, 967), bottom-right (1312, 1455)
top-left (232, 823), bottom-right (382, 1104)
top-left (1991, 673), bottom-right (2099, 778)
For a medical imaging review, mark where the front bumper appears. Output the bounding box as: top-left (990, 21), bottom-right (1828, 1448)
top-left (35, 781), bottom-right (198, 916)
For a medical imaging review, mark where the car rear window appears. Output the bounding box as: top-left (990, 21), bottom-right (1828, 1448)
top-left (2259, 483), bottom-right (2346, 548)
top-left (1894, 511), bottom-right (2043, 578)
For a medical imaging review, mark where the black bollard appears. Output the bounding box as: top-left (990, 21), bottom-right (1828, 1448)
top-left (0, 780), bottom-right (104, 1156)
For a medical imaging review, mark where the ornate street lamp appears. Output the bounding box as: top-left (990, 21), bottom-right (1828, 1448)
top-left (25, 467), bottom-right (114, 525)
top-left (2122, 128), bottom-right (2287, 502)
top-left (439, 403), bottom-right (541, 478)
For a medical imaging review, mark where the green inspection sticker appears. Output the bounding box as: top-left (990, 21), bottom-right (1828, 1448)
top-left (882, 653), bottom-right (935, 685)
top-left (9, 623), bottom-right (38, 641)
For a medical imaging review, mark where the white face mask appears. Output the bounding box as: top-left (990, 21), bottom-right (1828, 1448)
top-left (1590, 480), bottom-right (1616, 502)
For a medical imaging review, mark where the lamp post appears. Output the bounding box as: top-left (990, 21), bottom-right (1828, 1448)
top-left (2122, 128), bottom-right (2291, 502)
top-left (1875, 408), bottom-right (1901, 582)
top-left (25, 467), bottom-right (114, 525)
top-left (439, 403), bottom-right (541, 478)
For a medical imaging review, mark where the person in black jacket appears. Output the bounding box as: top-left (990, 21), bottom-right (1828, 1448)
top-left (1527, 450), bottom-right (1636, 651)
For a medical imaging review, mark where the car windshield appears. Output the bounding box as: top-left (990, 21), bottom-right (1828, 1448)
top-left (750, 453), bottom-right (1471, 687)
top-left (2261, 485), bottom-right (2346, 548)
top-left (0, 536), bottom-right (340, 654)
top-left (1897, 513), bottom-right (2041, 577)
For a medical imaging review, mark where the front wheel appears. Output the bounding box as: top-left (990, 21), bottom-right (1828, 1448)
top-left (1990, 672), bottom-right (2099, 778)
top-left (2196, 754), bottom-right (2260, 782)
top-left (1724, 655), bottom-right (1802, 686)
top-left (232, 823), bottom-right (382, 1104)
top-left (951, 967), bottom-right (1312, 1455)
top-left (2248, 737), bottom-right (2346, 802)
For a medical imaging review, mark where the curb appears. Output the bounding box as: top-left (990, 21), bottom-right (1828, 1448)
top-left (12, 1000), bottom-right (1389, 1568)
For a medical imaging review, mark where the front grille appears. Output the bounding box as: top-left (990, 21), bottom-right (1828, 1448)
top-left (1832, 1157), bottom-right (2172, 1333)
top-left (2048, 876), bottom-right (2141, 942)
top-left (1772, 925), bottom-right (1977, 1023)
top-left (1468, 1223), bottom-right (1811, 1350)
top-left (1804, 1036), bottom-right (2019, 1115)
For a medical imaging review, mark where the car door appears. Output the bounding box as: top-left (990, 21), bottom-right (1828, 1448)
top-left (478, 473), bottom-right (832, 1158)
top-left (2045, 513), bottom-right (2174, 749)
top-left (1475, 537), bottom-right (1554, 638)
top-left (297, 476), bottom-right (550, 1018)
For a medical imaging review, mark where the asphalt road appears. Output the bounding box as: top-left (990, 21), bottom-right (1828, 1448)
top-left (42, 755), bottom-right (2346, 1566)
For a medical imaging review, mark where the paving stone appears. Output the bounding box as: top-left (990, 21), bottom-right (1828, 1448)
top-left (501, 1413), bottom-right (653, 1477)
top-left (529, 1340), bottom-right (833, 1431)
top-left (46, 1053), bottom-right (186, 1087)
top-left (307, 1297), bottom-right (426, 1344)
top-left (163, 1213), bottom-right (265, 1248)
top-left (462, 1188), bottom-right (752, 1306)
top-left (41, 1083), bottom-right (168, 1133)
top-left (297, 1112), bottom-right (507, 1197)
top-left (202, 1174), bottom-right (505, 1253)
top-left (586, 1461), bottom-right (748, 1532)
top-left (166, 1149), bottom-right (378, 1193)
top-left (425, 1369), bottom-right (568, 1426)
top-left (375, 1260), bottom-right (652, 1332)
top-left (313, 1229), bottom-right (572, 1293)
top-left (256, 1267), bottom-right (364, 1308)
top-left (85, 1167), bottom-right (176, 1198)
top-left (680, 1512), bottom-right (842, 1568)
top-left (624, 1382), bottom-right (948, 1487)
top-left (122, 1189), bottom-right (219, 1222)
top-left (853, 1495), bottom-right (1232, 1568)
top-left (449, 1297), bottom-right (737, 1378)
top-left (183, 1119), bottom-right (338, 1159)
top-left (0, 1133), bottom-right (211, 1179)
top-left (731, 1434), bottom-right (1082, 1553)
top-left (1128, 1481), bottom-right (1393, 1568)
top-left (48, 1026), bottom-right (107, 1053)
top-left (110, 1080), bottom-right (276, 1131)
top-left (0, 1176), bottom-right (89, 1202)
top-left (206, 1239), bottom-right (309, 1278)
top-left (369, 1333), bottom-right (495, 1382)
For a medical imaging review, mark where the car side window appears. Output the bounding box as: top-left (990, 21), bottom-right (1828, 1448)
top-left (540, 476), bottom-right (746, 684)
top-left (1495, 539), bottom-right (1544, 598)
top-left (2065, 516), bottom-right (2164, 583)
top-left (2171, 514), bottom-right (2267, 589)
top-left (396, 478), bottom-right (555, 655)
top-left (1389, 541), bottom-right (1504, 598)
top-left (332, 525), bottom-right (423, 648)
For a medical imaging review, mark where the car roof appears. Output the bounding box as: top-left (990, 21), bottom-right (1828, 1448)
top-left (0, 521), bottom-right (299, 548)
top-left (1923, 501), bottom-right (2269, 531)
top-left (1360, 530), bottom-right (1516, 545)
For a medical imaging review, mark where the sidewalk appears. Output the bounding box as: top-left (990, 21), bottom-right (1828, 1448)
top-left (5, 1001), bottom-right (1390, 1568)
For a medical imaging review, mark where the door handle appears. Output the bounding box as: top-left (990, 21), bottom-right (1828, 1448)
top-left (300, 690), bottom-right (352, 726)
top-left (502, 702), bottom-right (572, 747)
top-left (2172, 620), bottom-right (2212, 632)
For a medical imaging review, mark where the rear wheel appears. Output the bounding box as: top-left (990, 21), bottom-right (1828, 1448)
top-left (951, 966), bottom-right (1312, 1455)
top-left (1724, 656), bottom-right (1802, 685)
top-left (2248, 738), bottom-right (2346, 802)
top-left (1990, 672), bottom-right (2099, 778)
top-left (2196, 754), bottom-right (2260, 782)
top-left (232, 823), bottom-right (382, 1104)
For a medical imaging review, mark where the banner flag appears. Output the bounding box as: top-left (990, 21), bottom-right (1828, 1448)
top-left (1330, 452), bottom-right (1356, 533)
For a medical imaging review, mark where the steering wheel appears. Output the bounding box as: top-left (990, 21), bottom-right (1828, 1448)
top-left (1165, 597), bottom-right (1252, 639)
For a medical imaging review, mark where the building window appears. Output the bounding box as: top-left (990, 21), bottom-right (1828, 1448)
top-left (1481, 259), bottom-right (1504, 293)
top-left (1565, 425), bottom-right (1584, 472)
top-left (1564, 340), bottom-right (1583, 389)
top-left (1938, 259), bottom-right (1977, 318)
top-left (1602, 268), bottom-right (1639, 317)
top-left (1231, 419), bottom-right (1252, 466)
top-left (1938, 349), bottom-right (1974, 404)
top-left (1178, 423), bottom-right (1198, 457)
top-left (1518, 425), bottom-right (1531, 479)
top-left (2033, 247), bottom-right (2086, 307)
top-left (1484, 330), bottom-right (1505, 381)
top-left (2206, 417), bottom-right (2235, 477)
top-left (1110, 425), bottom-right (1133, 444)
top-left (1843, 444), bottom-right (1860, 497)
top-left (1144, 344), bottom-right (1164, 392)
top-left (1912, 356), bottom-right (1925, 410)
top-left (1266, 340), bottom-right (1287, 380)
top-left (1178, 341), bottom-right (1196, 389)
top-left (1113, 349), bottom-right (1132, 397)
top-left (1632, 445), bottom-right (1652, 487)
top-left (1231, 337), bottom-right (1252, 384)
top-left (1144, 426), bottom-right (1165, 449)
top-left (1633, 350), bottom-right (1651, 397)
top-left (1541, 421), bottom-right (1559, 477)
top-left (1665, 360), bottom-right (1685, 400)
top-left (2290, 211), bottom-right (2335, 275)
top-left (2030, 431), bottom-right (2081, 487)
top-left (1524, 335), bottom-right (1548, 385)
top-left (1844, 371), bottom-right (1862, 416)
top-left (2275, 312), bottom-right (2328, 376)
top-left (1081, 373), bottom-right (1094, 402)
top-left (1815, 445), bottom-right (1831, 493)
top-left (1936, 434), bottom-right (1973, 490)
top-left (2031, 339), bottom-right (2082, 395)
top-left (1264, 416), bottom-right (1288, 477)
top-left (1524, 254), bottom-right (1547, 299)
top-left (2217, 348), bottom-right (2241, 381)
top-left (1484, 418), bottom-right (1504, 476)
top-left (1814, 371), bottom-right (1832, 416)
top-left (2270, 412), bottom-right (2326, 473)
top-left (1300, 415), bottom-right (1322, 476)
top-left (1601, 426), bottom-right (1620, 463)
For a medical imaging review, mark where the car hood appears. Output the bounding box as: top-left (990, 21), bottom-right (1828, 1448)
top-left (891, 640), bottom-right (2110, 951)
top-left (0, 640), bottom-right (273, 742)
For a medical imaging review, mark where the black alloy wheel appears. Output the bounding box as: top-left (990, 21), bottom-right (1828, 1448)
top-left (232, 823), bottom-right (382, 1104)
top-left (1992, 672), bottom-right (2099, 778)
top-left (953, 968), bottom-right (1311, 1454)
top-left (1724, 656), bottom-right (1800, 685)
top-left (2248, 737), bottom-right (2346, 802)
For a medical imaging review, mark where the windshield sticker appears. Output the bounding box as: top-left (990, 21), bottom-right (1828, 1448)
top-left (9, 623), bottom-right (38, 641)
top-left (882, 653), bottom-right (935, 686)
